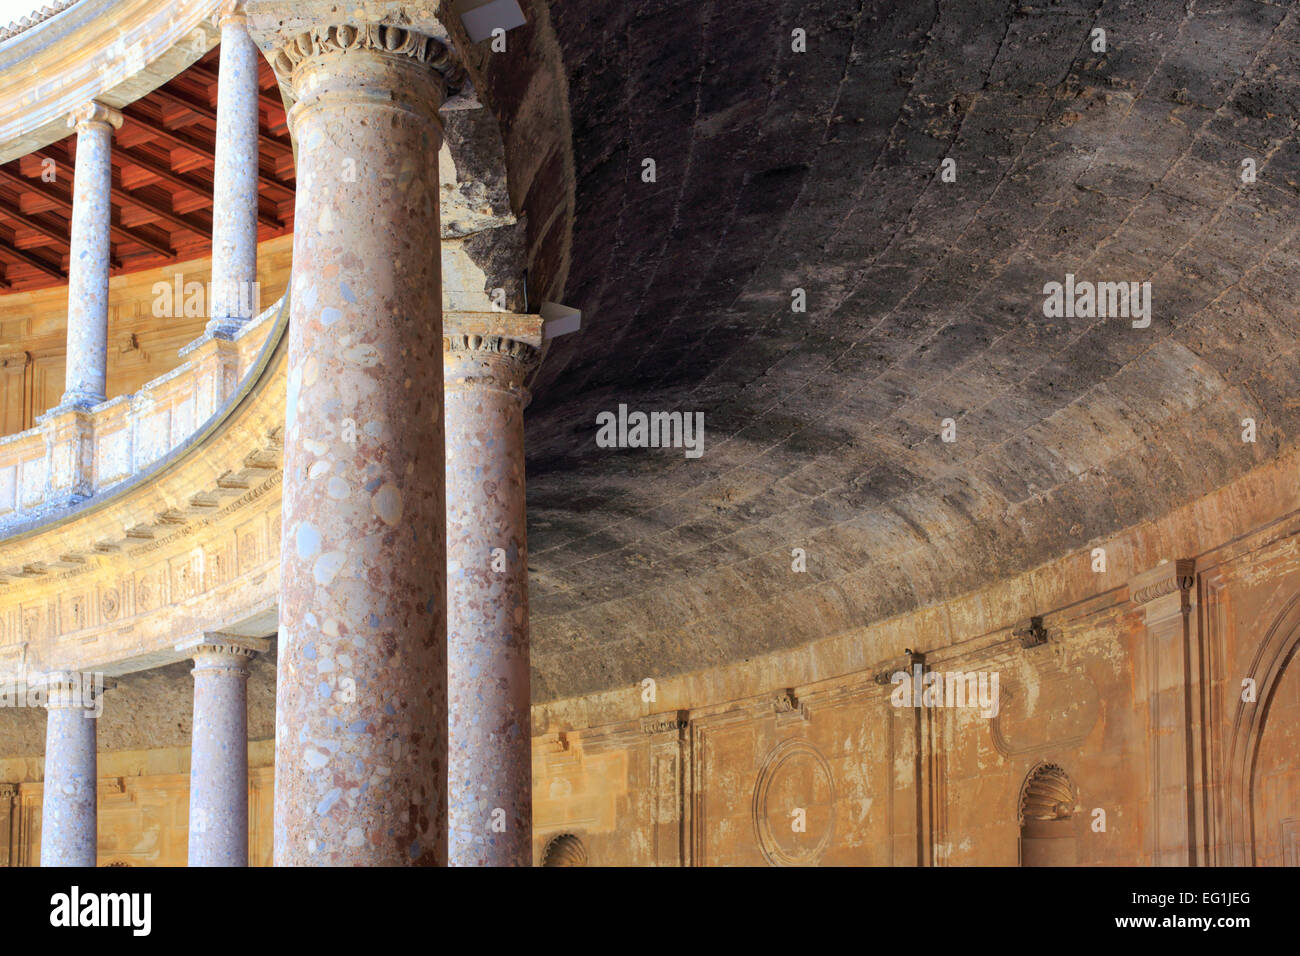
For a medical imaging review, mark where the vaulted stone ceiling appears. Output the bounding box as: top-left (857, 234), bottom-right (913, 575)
top-left (523, 0), bottom-right (1300, 700)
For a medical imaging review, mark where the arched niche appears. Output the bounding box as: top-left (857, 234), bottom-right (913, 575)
top-left (1018, 762), bottom-right (1079, 866)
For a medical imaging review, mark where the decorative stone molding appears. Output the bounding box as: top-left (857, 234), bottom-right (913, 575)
top-left (640, 711), bottom-right (688, 735)
top-left (752, 737), bottom-right (835, 867)
top-left (1130, 558), bottom-right (1196, 607)
top-left (66, 101), bottom-right (123, 131)
top-left (444, 333), bottom-right (540, 365)
top-left (773, 688), bottom-right (809, 725)
top-left (0, 0), bottom-right (80, 43)
top-left (268, 22), bottom-right (464, 88)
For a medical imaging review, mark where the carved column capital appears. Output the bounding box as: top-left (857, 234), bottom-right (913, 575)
top-left (66, 101), bottom-right (122, 132)
top-left (268, 22), bottom-right (464, 88)
top-left (213, 0), bottom-right (248, 27)
top-left (445, 333), bottom-right (540, 391)
top-left (30, 670), bottom-right (109, 710)
top-left (444, 312), bottom-right (544, 398)
top-left (178, 633), bottom-right (268, 675)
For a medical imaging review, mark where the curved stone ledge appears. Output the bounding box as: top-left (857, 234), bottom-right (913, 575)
top-left (0, 296), bottom-right (283, 530)
top-left (0, 294), bottom-right (287, 686)
top-left (0, 0), bottom-right (226, 164)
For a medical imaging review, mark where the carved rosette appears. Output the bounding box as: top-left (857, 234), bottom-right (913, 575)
top-left (269, 23), bottom-right (465, 89)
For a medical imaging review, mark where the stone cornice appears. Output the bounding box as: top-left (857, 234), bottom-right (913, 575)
top-left (0, 0), bottom-right (80, 44)
top-left (0, 0), bottom-right (222, 165)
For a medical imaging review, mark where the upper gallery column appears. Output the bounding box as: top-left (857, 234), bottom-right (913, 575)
top-left (38, 672), bottom-right (104, 866)
top-left (58, 102), bottom-right (122, 411)
top-left (445, 330), bottom-right (539, 867)
top-left (183, 635), bottom-right (266, 867)
top-left (270, 22), bottom-right (457, 866)
top-left (205, 0), bottom-right (262, 339)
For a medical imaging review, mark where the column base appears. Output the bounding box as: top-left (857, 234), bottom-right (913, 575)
top-left (183, 318), bottom-right (247, 353)
top-left (38, 395), bottom-right (102, 421)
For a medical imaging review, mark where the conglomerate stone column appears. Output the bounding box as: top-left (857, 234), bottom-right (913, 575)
top-left (270, 22), bottom-right (457, 866)
top-left (58, 102), bottom-right (122, 411)
top-left (39, 672), bottom-right (103, 866)
top-left (184, 635), bottom-right (265, 867)
top-left (446, 333), bottom-right (538, 867)
top-left (205, 0), bottom-right (261, 339)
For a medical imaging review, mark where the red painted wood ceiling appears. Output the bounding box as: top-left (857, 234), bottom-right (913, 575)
top-left (0, 47), bottom-right (295, 293)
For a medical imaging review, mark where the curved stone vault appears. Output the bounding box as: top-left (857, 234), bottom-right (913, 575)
top-left (524, 0), bottom-right (1300, 701)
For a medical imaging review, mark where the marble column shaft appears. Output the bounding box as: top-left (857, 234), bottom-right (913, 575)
top-left (446, 336), bottom-right (536, 867)
top-left (60, 103), bottom-right (122, 410)
top-left (206, 1), bottom-right (261, 338)
top-left (40, 674), bottom-right (100, 867)
top-left (188, 640), bottom-right (257, 866)
top-left (273, 23), bottom-right (452, 866)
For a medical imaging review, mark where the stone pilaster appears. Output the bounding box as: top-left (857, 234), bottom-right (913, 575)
top-left (185, 336), bottom-right (241, 423)
top-left (38, 406), bottom-right (94, 505)
top-left (270, 21), bottom-right (456, 866)
top-left (181, 634), bottom-right (267, 867)
top-left (204, 0), bottom-right (262, 340)
top-left (445, 323), bottom-right (540, 867)
top-left (58, 102), bottom-right (122, 412)
top-left (37, 671), bottom-right (104, 867)
top-left (1131, 558), bottom-right (1199, 866)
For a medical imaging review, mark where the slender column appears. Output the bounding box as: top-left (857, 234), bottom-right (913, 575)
top-left (38, 672), bottom-right (103, 867)
top-left (205, 0), bottom-right (261, 339)
top-left (446, 333), bottom-right (538, 867)
top-left (271, 22), bottom-right (456, 866)
top-left (184, 635), bottom-right (265, 866)
top-left (59, 102), bottom-right (122, 411)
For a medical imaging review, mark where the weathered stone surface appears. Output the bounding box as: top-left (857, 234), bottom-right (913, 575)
top-left (271, 21), bottom-right (452, 866)
top-left (523, 0), bottom-right (1300, 702)
top-left (446, 334), bottom-right (536, 867)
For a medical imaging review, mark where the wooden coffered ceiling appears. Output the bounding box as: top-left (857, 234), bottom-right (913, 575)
top-left (0, 47), bottom-right (295, 293)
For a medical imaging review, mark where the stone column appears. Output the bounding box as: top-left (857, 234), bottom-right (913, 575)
top-left (205, 0), bottom-right (261, 339)
top-left (183, 635), bottom-right (266, 867)
top-left (59, 102), bottom-right (122, 411)
top-left (445, 331), bottom-right (539, 867)
top-left (38, 672), bottom-right (103, 867)
top-left (270, 22), bottom-right (458, 866)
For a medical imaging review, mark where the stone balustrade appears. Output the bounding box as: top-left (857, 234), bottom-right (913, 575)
top-left (0, 298), bottom-right (282, 530)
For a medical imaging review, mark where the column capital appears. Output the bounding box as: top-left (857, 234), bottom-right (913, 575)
top-left (29, 670), bottom-right (111, 709)
top-left (177, 633), bottom-right (270, 666)
top-left (444, 313), bottom-right (544, 395)
top-left (269, 22), bottom-right (464, 88)
top-left (213, 0), bottom-right (248, 27)
top-left (66, 101), bottom-right (123, 132)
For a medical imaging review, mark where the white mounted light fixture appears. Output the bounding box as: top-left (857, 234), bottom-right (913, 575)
top-left (456, 0), bottom-right (527, 44)
top-left (540, 302), bottom-right (581, 340)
